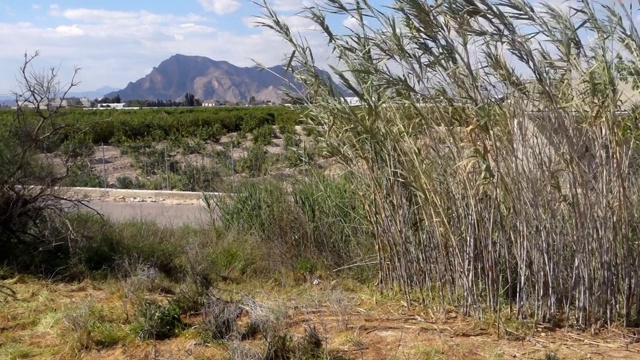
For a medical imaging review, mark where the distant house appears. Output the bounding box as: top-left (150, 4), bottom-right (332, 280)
top-left (97, 103), bottom-right (126, 109)
top-left (79, 97), bottom-right (92, 108)
top-left (202, 100), bottom-right (228, 107)
top-left (14, 98), bottom-right (68, 109)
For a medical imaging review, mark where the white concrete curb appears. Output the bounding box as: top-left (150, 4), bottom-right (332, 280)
top-left (49, 186), bottom-right (232, 201)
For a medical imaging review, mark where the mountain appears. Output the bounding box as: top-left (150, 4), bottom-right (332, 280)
top-left (105, 54), bottom-right (348, 103)
top-left (68, 86), bottom-right (120, 100)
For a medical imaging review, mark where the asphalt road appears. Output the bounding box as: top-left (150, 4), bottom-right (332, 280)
top-left (84, 200), bottom-right (214, 227)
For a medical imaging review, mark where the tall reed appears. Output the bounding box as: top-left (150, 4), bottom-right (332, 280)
top-left (257, 0), bottom-right (640, 326)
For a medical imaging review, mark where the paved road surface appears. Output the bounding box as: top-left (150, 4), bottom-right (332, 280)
top-left (84, 200), bottom-right (214, 227)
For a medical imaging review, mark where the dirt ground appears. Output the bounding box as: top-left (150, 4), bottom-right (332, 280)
top-left (2, 278), bottom-right (640, 360)
top-left (88, 126), bottom-right (315, 188)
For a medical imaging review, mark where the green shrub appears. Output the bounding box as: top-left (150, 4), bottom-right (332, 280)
top-left (238, 145), bottom-right (270, 177)
top-left (208, 240), bottom-right (261, 278)
top-left (252, 125), bottom-right (275, 147)
top-left (116, 176), bottom-right (135, 189)
top-left (132, 300), bottom-right (183, 340)
top-left (60, 134), bottom-right (95, 159)
top-left (179, 163), bottom-right (223, 192)
top-left (62, 165), bottom-right (104, 188)
top-left (278, 123), bottom-right (296, 136)
top-left (242, 113), bottom-right (275, 133)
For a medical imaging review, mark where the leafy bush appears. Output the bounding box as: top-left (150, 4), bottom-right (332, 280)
top-left (252, 125), bottom-right (275, 146)
top-left (132, 300), bottom-right (183, 340)
top-left (0, 106), bottom-right (301, 151)
top-left (179, 163), bottom-right (223, 192)
top-left (116, 176), bottom-right (136, 189)
top-left (63, 163), bottom-right (105, 188)
top-left (238, 145), bottom-right (270, 177)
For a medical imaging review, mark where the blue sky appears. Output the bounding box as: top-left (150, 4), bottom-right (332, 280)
top-left (0, 0), bottom-right (390, 95)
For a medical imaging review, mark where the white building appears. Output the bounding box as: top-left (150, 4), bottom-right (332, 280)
top-left (97, 103), bottom-right (126, 109)
top-left (13, 98), bottom-right (68, 109)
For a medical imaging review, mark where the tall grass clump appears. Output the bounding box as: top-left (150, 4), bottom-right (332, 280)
top-left (257, 0), bottom-right (640, 327)
top-left (217, 174), bottom-right (372, 271)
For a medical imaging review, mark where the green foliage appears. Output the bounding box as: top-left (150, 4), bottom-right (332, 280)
top-left (207, 240), bottom-right (260, 278)
top-left (252, 124), bottom-right (276, 146)
top-left (13, 211), bottom-right (268, 283)
top-left (179, 163), bottom-right (223, 192)
top-left (59, 133), bottom-right (95, 159)
top-left (63, 163), bottom-right (104, 188)
top-left (277, 122), bottom-right (296, 136)
top-left (116, 176), bottom-right (136, 189)
top-left (295, 257), bottom-right (319, 277)
top-left (0, 107), bottom-right (301, 150)
top-left (63, 301), bottom-right (130, 351)
top-left (217, 174), bottom-right (372, 270)
top-left (132, 300), bottom-right (184, 340)
top-left (238, 145), bottom-right (270, 177)
top-left (283, 133), bottom-right (300, 150)
top-left (616, 54), bottom-right (640, 91)
top-left (218, 180), bottom-right (290, 237)
top-left (242, 112), bottom-right (276, 133)
top-left (284, 136), bottom-right (314, 168)
top-left (127, 144), bottom-right (175, 176)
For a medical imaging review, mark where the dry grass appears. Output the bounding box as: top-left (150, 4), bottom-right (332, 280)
top-left (2, 277), bottom-right (640, 359)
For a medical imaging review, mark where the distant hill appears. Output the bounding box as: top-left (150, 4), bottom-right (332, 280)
top-left (68, 86), bottom-right (120, 100)
top-left (105, 54), bottom-right (349, 103)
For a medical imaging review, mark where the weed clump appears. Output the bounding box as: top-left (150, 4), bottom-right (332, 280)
top-left (132, 299), bottom-right (183, 341)
top-left (201, 291), bottom-right (242, 341)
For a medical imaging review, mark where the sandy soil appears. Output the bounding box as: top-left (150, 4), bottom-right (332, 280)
top-left (90, 145), bottom-right (137, 186)
top-left (86, 126), bottom-right (317, 188)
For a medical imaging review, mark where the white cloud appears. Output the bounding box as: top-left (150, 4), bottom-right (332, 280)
top-left (198, 0), bottom-right (241, 15)
top-left (269, 0), bottom-right (312, 12)
top-left (342, 16), bottom-right (359, 31)
top-left (282, 15), bottom-right (319, 33)
top-left (0, 5), bottom-right (336, 93)
top-left (32, 4), bottom-right (42, 10)
top-left (54, 24), bottom-right (84, 36)
top-left (532, 0), bottom-right (578, 15)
